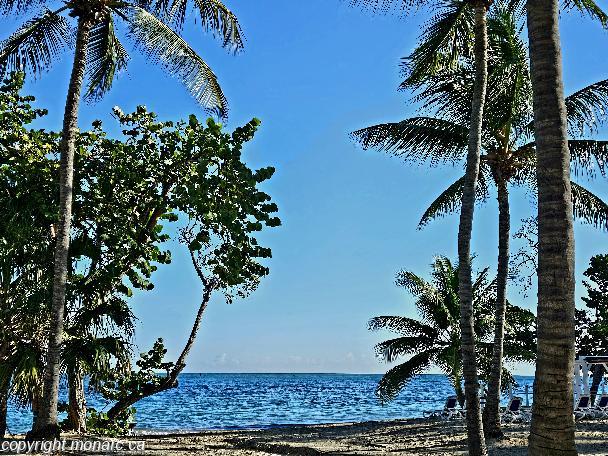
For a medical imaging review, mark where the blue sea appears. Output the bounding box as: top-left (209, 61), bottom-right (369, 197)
top-left (6, 374), bottom-right (534, 434)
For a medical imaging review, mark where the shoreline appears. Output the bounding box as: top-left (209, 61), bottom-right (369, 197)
top-left (5, 417), bottom-right (608, 455)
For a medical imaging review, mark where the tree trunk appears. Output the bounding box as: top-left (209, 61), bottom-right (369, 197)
top-left (107, 281), bottom-right (215, 421)
top-left (29, 17), bottom-right (93, 440)
top-left (66, 368), bottom-right (87, 433)
top-left (454, 375), bottom-right (465, 407)
top-left (526, 0), bottom-right (577, 451)
top-left (31, 392), bottom-right (42, 431)
top-left (457, 4), bottom-right (488, 455)
top-left (590, 365), bottom-right (604, 405)
top-left (482, 177), bottom-right (510, 438)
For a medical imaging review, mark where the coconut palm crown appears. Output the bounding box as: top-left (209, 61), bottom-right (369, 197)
top-left (352, 8), bottom-right (608, 226)
top-left (0, 0), bottom-right (242, 115)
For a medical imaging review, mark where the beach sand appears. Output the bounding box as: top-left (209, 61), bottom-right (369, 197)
top-left (33, 418), bottom-right (607, 455)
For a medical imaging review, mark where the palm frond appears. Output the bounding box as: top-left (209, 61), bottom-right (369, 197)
top-left (568, 140), bottom-right (608, 178)
top-left (418, 167), bottom-right (491, 228)
top-left (485, 8), bottom-right (532, 134)
top-left (397, 259), bottom-right (460, 330)
top-left (565, 79), bottom-right (608, 136)
top-left (351, 117), bottom-right (468, 166)
top-left (62, 335), bottom-right (131, 375)
top-left (395, 269), bottom-right (433, 298)
top-left (374, 336), bottom-right (436, 362)
top-left (435, 345), bottom-right (463, 396)
top-left (84, 13), bottom-right (130, 102)
top-left (411, 66), bottom-right (472, 120)
top-left (401, 0), bottom-right (473, 87)
top-left (5, 343), bottom-right (43, 406)
top-left (571, 181), bottom-right (608, 230)
top-left (0, 8), bottom-right (72, 78)
top-left (69, 296), bottom-right (136, 336)
top-left (511, 143), bottom-right (537, 186)
top-left (419, 177), bottom-right (465, 227)
top-left (0, 0), bottom-right (42, 14)
top-left (124, 6), bottom-right (228, 117)
top-left (376, 350), bottom-right (435, 402)
top-left (192, 0), bottom-right (243, 50)
top-left (157, 0), bottom-right (244, 51)
top-left (368, 315), bottom-right (439, 339)
top-left (562, 0), bottom-right (608, 27)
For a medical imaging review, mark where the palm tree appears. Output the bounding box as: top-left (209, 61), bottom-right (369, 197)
top-left (352, 6), bottom-right (608, 438)
top-left (61, 296), bottom-right (134, 432)
top-left (370, 256), bottom-right (536, 406)
top-left (526, 0), bottom-right (575, 447)
top-left (349, 1), bottom-right (492, 450)
top-left (0, 0), bottom-right (242, 438)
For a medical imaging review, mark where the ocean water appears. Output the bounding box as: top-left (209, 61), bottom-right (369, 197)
top-left (6, 373), bottom-right (534, 434)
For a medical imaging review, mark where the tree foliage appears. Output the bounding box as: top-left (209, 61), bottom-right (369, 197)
top-left (352, 7), bottom-right (608, 231)
top-left (0, 73), bottom-right (279, 430)
top-left (369, 256), bottom-right (536, 403)
top-left (0, 0), bottom-right (243, 116)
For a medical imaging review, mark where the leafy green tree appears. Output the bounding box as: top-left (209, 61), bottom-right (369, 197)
top-left (352, 6), bottom-right (608, 437)
top-left (0, 76), bottom-right (135, 436)
top-left (88, 109), bottom-right (281, 422)
top-left (0, 0), bottom-right (243, 438)
top-left (0, 77), bottom-right (279, 434)
top-left (0, 73), bottom-right (57, 437)
top-left (369, 256), bottom-right (536, 405)
top-left (575, 255), bottom-right (608, 404)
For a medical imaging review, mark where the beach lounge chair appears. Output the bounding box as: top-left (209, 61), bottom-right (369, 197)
top-left (423, 396), bottom-right (463, 421)
top-left (501, 396), bottom-right (529, 423)
top-left (574, 395), bottom-right (594, 421)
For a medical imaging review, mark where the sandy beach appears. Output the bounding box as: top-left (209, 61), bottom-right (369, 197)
top-left (6, 418), bottom-right (604, 455)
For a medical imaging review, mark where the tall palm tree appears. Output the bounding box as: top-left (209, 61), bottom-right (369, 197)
top-left (0, 0), bottom-right (242, 439)
top-left (527, 0), bottom-right (574, 450)
top-left (456, 5), bottom-right (488, 450)
top-left (370, 256), bottom-right (536, 405)
top-left (349, 1), bottom-right (492, 450)
top-left (352, 6), bottom-right (608, 438)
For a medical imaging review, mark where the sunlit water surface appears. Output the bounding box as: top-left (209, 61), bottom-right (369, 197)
top-left (6, 373), bottom-right (534, 434)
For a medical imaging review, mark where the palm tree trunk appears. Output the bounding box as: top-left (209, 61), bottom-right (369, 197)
top-left (457, 4), bottom-right (488, 455)
top-left (482, 177), bottom-right (509, 438)
top-left (67, 368), bottom-right (87, 433)
top-left (29, 17), bottom-right (93, 440)
top-left (454, 374), bottom-right (465, 407)
top-left (589, 365), bottom-right (604, 405)
top-left (526, 0), bottom-right (577, 451)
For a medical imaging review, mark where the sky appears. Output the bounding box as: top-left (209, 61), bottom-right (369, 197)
top-left (4, 1), bottom-right (608, 375)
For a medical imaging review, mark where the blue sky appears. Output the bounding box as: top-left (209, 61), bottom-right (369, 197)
top-left (5, 1), bottom-right (608, 375)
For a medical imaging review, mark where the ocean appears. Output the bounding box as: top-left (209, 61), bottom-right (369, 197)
top-left (6, 373), bottom-right (534, 434)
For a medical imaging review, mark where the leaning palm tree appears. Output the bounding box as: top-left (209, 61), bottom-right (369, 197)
top-left (370, 256), bottom-right (536, 406)
top-left (0, 0), bottom-right (242, 438)
top-left (352, 6), bottom-right (608, 438)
